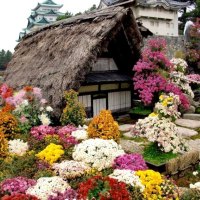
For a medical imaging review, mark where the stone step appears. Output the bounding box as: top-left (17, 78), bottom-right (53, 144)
top-left (119, 124), bottom-right (133, 132)
top-left (119, 139), bottom-right (144, 154)
top-left (175, 119), bottom-right (200, 129)
top-left (123, 132), bottom-right (133, 138)
top-left (183, 113), bottom-right (200, 121)
top-left (177, 127), bottom-right (198, 137)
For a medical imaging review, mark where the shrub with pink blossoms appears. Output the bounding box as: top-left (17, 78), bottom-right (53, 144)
top-left (0, 176), bottom-right (36, 195)
top-left (31, 125), bottom-right (56, 140)
top-left (113, 153), bottom-right (148, 171)
top-left (30, 125), bottom-right (78, 148)
top-left (133, 38), bottom-right (189, 109)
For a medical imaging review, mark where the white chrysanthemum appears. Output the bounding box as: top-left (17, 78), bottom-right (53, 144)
top-left (171, 58), bottom-right (187, 73)
top-left (190, 182), bottom-right (200, 190)
top-left (72, 138), bottom-right (125, 171)
top-left (8, 139), bottom-right (29, 156)
top-left (26, 176), bottom-right (70, 200)
top-left (52, 160), bottom-right (90, 179)
top-left (193, 171), bottom-right (199, 176)
top-left (109, 169), bottom-right (144, 192)
top-left (131, 116), bottom-right (188, 154)
top-left (46, 106), bottom-right (53, 112)
top-left (71, 129), bottom-right (88, 140)
top-left (39, 113), bottom-right (51, 125)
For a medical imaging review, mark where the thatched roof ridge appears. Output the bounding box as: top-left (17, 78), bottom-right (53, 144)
top-left (4, 6), bottom-right (142, 117)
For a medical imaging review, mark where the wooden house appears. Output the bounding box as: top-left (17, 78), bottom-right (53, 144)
top-left (4, 7), bottom-right (148, 118)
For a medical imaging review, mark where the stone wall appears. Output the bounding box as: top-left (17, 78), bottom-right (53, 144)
top-left (143, 35), bottom-right (185, 59)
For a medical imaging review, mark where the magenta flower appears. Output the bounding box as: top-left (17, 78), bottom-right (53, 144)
top-left (0, 177), bottom-right (36, 195)
top-left (48, 189), bottom-right (78, 200)
top-left (30, 125), bottom-right (56, 140)
top-left (113, 153), bottom-right (148, 171)
top-left (133, 38), bottom-right (190, 109)
top-left (57, 125), bottom-right (78, 148)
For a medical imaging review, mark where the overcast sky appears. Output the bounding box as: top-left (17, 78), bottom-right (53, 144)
top-left (0, 0), bottom-right (100, 52)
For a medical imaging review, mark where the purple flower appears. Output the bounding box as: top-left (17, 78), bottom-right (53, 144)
top-left (48, 189), bottom-right (78, 200)
top-left (113, 153), bottom-right (148, 171)
top-left (0, 177), bottom-right (36, 195)
top-left (30, 125), bottom-right (56, 140)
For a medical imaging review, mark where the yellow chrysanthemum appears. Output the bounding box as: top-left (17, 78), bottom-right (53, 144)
top-left (149, 112), bottom-right (158, 117)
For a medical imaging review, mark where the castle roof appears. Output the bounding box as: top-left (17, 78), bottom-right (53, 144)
top-left (32, 0), bottom-right (63, 11)
top-left (101, 0), bottom-right (188, 10)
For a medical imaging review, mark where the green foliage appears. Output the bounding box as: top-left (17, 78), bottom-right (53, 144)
top-left (0, 152), bottom-right (37, 181)
top-left (60, 89), bottom-right (86, 126)
top-left (56, 4), bottom-right (97, 21)
top-left (0, 49), bottom-right (12, 70)
top-left (195, 107), bottom-right (200, 114)
top-left (85, 4), bottom-right (97, 13)
top-left (174, 50), bottom-right (186, 59)
top-left (57, 11), bottom-right (73, 21)
top-left (180, 189), bottom-right (200, 200)
top-left (129, 106), bottom-right (152, 116)
top-left (143, 142), bottom-right (178, 165)
top-left (33, 169), bottom-right (54, 179)
top-left (128, 186), bottom-right (144, 200)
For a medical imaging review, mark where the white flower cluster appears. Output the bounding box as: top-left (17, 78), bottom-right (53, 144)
top-left (14, 100), bottom-right (29, 112)
top-left (72, 139), bottom-right (125, 171)
top-left (39, 113), bottom-right (51, 125)
top-left (190, 182), bottom-right (200, 190)
top-left (72, 125), bottom-right (88, 140)
top-left (26, 176), bottom-right (70, 200)
top-left (132, 116), bottom-right (188, 154)
top-left (109, 169), bottom-right (144, 192)
top-left (52, 160), bottom-right (90, 179)
top-left (171, 58), bottom-right (188, 73)
top-left (154, 93), bottom-right (181, 121)
top-left (170, 72), bottom-right (194, 98)
top-left (8, 139), bottom-right (29, 156)
top-left (39, 106), bottom-right (53, 125)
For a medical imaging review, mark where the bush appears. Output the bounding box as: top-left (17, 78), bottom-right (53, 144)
top-left (0, 111), bottom-right (18, 138)
top-left (60, 90), bottom-right (86, 126)
top-left (0, 132), bottom-right (8, 157)
top-left (87, 110), bottom-right (120, 140)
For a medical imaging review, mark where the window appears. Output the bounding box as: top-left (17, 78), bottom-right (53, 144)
top-left (166, 22), bottom-right (170, 28)
top-left (156, 21), bottom-right (159, 27)
top-left (150, 21), bottom-right (154, 26)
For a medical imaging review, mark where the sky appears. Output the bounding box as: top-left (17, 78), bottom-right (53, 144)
top-left (0, 0), bottom-right (100, 52)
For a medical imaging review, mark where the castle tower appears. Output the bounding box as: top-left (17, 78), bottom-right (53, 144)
top-left (99, 0), bottom-right (188, 36)
top-left (18, 0), bottom-right (63, 41)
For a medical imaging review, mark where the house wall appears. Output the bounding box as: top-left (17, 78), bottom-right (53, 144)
top-left (78, 89), bottom-right (131, 117)
top-left (132, 6), bottom-right (178, 36)
top-left (92, 58), bottom-right (118, 71)
top-left (78, 58), bottom-right (132, 117)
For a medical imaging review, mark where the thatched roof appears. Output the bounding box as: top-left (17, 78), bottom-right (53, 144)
top-left (4, 6), bottom-right (142, 117)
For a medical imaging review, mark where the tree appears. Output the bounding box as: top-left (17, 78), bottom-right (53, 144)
top-left (57, 4), bottom-right (97, 21)
top-left (0, 49), bottom-right (12, 70)
top-left (85, 4), bottom-right (97, 12)
top-left (179, 0), bottom-right (200, 29)
top-left (57, 11), bottom-right (73, 21)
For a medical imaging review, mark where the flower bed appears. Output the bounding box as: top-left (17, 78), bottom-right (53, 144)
top-left (0, 84), bottom-right (199, 199)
